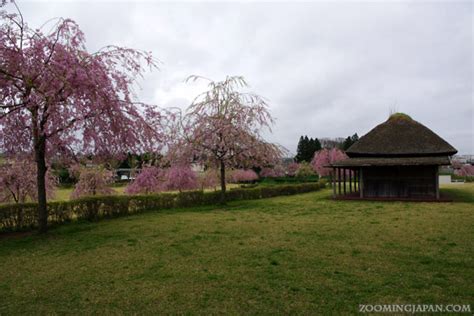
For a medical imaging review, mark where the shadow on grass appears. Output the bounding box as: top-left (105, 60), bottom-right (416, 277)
top-left (1, 186), bottom-right (471, 245)
top-left (0, 202), bottom-right (239, 243)
top-left (441, 186), bottom-right (474, 203)
top-left (323, 187), bottom-right (473, 203)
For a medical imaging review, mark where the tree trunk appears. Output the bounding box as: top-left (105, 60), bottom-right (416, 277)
top-left (35, 138), bottom-right (48, 233)
top-left (219, 160), bottom-right (226, 203)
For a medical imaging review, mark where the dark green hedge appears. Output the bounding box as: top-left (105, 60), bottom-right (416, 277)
top-left (451, 174), bottom-right (474, 183)
top-left (0, 182), bottom-right (323, 233)
top-left (259, 176), bottom-right (320, 184)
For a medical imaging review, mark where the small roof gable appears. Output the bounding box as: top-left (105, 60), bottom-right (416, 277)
top-left (346, 113), bottom-right (457, 157)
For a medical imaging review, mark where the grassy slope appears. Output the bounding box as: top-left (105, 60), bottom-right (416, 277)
top-left (1, 185), bottom-right (473, 314)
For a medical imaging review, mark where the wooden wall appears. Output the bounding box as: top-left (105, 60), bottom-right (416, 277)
top-left (362, 166), bottom-right (437, 198)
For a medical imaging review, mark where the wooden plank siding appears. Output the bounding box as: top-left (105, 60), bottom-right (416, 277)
top-left (361, 166), bottom-right (437, 198)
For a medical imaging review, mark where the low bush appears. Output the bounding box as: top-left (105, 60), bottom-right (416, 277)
top-left (238, 183), bottom-right (259, 189)
top-left (260, 175), bottom-right (319, 184)
top-left (0, 182), bottom-right (324, 232)
top-left (451, 174), bottom-right (474, 183)
top-left (319, 178), bottom-right (328, 187)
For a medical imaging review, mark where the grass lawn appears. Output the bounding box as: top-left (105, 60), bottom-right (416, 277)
top-left (1, 184), bottom-right (473, 314)
top-left (51, 186), bottom-right (126, 202)
top-left (51, 184), bottom-right (238, 202)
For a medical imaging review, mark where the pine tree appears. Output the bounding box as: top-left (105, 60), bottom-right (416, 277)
top-left (342, 136), bottom-right (353, 150)
top-left (311, 138), bottom-right (322, 158)
top-left (296, 136), bottom-right (323, 162)
top-left (351, 133), bottom-right (359, 144)
top-left (295, 136), bottom-right (305, 162)
top-left (295, 135), bottom-right (310, 162)
top-left (307, 138), bottom-right (314, 162)
top-left (342, 133), bottom-right (359, 150)
top-left (304, 137), bottom-right (313, 162)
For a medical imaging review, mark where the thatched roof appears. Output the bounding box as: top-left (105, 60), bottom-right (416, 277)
top-left (330, 156), bottom-right (450, 168)
top-left (346, 113), bottom-right (457, 157)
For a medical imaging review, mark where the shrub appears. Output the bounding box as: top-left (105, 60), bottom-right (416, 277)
top-left (259, 165), bottom-right (285, 178)
top-left (71, 166), bottom-right (114, 199)
top-left (295, 162), bottom-right (315, 178)
top-left (311, 148), bottom-right (348, 177)
top-left (0, 182), bottom-right (324, 232)
top-left (230, 169), bottom-right (259, 183)
top-left (452, 174), bottom-right (474, 183)
top-left (125, 166), bottom-right (164, 195)
top-left (52, 166), bottom-right (76, 185)
top-left (175, 190), bottom-right (205, 207)
top-left (319, 178), bottom-right (328, 188)
top-left (127, 165), bottom-right (199, 194)
top-left (239, 183), bottom-right (259, 189)
top-left (454, 164), bottom-right (474, 177)
top-left (259, 175), bottom-right (319, 185)
top-left (0, 158), bottom-right (57, 203)
top-left (164, 165), bottom-right (198, 192)
top-left (198, 169), bottom-right (220, 190)
top-left (286, 162), bottom-right (299, 176)
top-left (259, 167), bottom-right (275, 178)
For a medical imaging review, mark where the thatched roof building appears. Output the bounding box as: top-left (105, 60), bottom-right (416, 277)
top-left (330, 113), bottom-right (457, 200)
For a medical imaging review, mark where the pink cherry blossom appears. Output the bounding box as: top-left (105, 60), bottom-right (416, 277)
top-left (163, 165), bottom-right (198, 192)
top-left (259, 165), bottom-right (285, 178)
top-left (125, 166), bottom-right (165, 195)
top-left (167, 76), bottom-right (285, 201)
top-left (451, 159), bottom-right (463, 170)
top-left (197, 169), bottom-right (220, 190)
top-left (311, 148), bottom-right (348, 177)
top-left (286, 162), bottom-right (299, 177)
top-left (230, 169), bottom-right (259, 183)
top-left (454, 164), bottom-right (474, 177)
top-left (0, 4), bottom-right (164, 231)
top-left (0, 157), bottom-right (56, 203)
top-left (70, 166), bottom-right (114, 199)
top-left (295, 162), bottom-right (315, 177)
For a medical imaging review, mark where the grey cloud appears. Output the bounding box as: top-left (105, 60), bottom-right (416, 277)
top-left (19, 1), bottom-right (473, 154)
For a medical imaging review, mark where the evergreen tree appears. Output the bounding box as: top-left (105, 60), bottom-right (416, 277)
top-left (351, 133), bottom-right (359, 144)
top-left (296, 135), bottom-right (310, 162)
top-left (296, 136), bottom-right (323, 162)
top-left (303, 136), bottom-right (310, 154)
top-left (342, 136), bottom-right (352, 150)
top-left (311, 138), bottom-right (322, 157)
top-left (302, 136), bottom-right (310, 162)
top-left (342, 133), bottom-right (359, 150)
top-left (295, 136), bottom-right (305, 162)
top-left (308, 138), bottom-right (315, 159)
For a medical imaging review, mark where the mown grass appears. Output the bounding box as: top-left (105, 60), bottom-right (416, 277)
top-left (1, 184), bottom-right (473, 314)
top-left (51, 186), bottom-right (126, 201)
top-left (51, 184), bottom-right (239, 202)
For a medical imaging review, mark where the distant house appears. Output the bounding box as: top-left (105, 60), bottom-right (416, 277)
top-left (329, 113), bottom-right (457, 200)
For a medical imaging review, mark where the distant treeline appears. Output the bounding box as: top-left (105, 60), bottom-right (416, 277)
top-left (295, 134), bottom-right (359, 163)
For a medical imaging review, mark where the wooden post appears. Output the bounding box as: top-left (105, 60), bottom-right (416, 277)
top-left (332, 168), bottom-right (336, 198)
top-left (338, 168), bottom-right (341, 195)
top-left (343, 168), bottom-right (346, 195)
top-left (356, 170), bottom-right (359, 191)
top-left (359, 168), bottom-right (364, 198)
top-left (435, 166), bottom-right (439, 200)
top-left (354, 170), bottom-right (359, 192)
top-left (349, 169), bottom-right (352, 193)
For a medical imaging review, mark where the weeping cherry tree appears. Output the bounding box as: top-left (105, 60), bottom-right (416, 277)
top-left (0, 2), bottom-right (164, 232)
top-left (170, 76), bottom-right (284, 202)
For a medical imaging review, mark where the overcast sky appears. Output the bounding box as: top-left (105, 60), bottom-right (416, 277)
top-left (17, 0), bottom-right (474, 155)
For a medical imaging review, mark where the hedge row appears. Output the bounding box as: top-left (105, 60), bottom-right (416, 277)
top-left (0, 182), bottom-right (324, 232)
top-left (451, 174), bottom-right (474, 183)
top-left (260, 175), bottom-right (320, 184)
